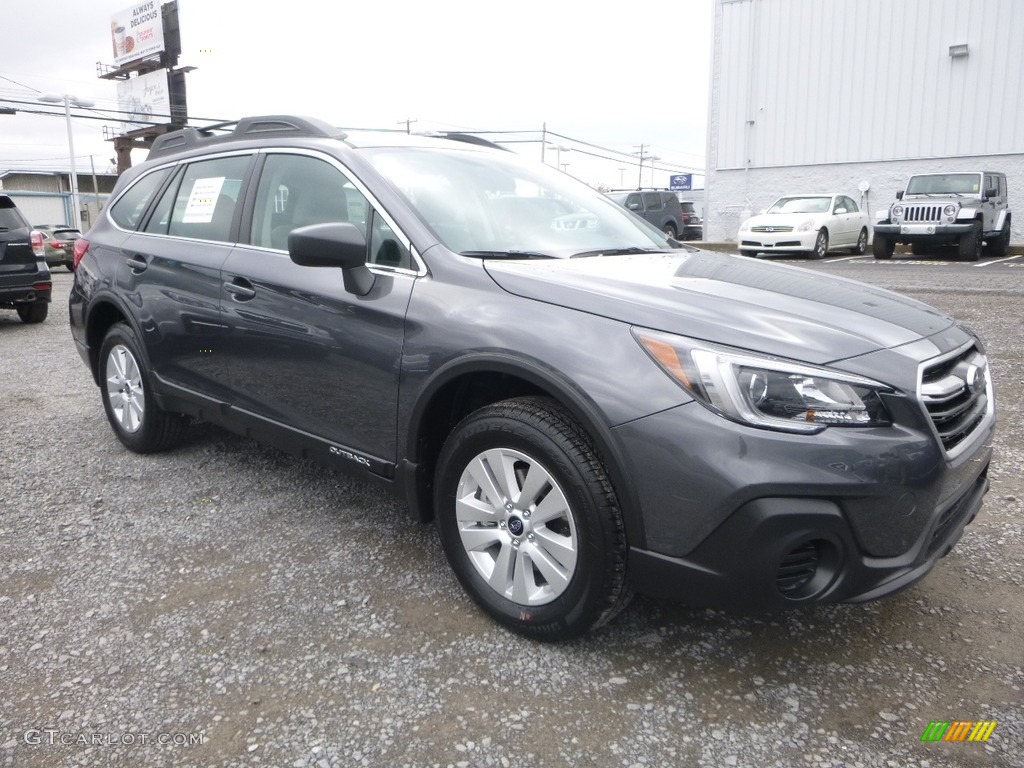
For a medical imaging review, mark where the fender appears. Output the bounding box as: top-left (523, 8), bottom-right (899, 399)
top-left (402, 351), bottom-right (647, 547)
top-left (81, 289), bottom-right (151, 387)
top-left (993, 209), bottom-right (1010, 233)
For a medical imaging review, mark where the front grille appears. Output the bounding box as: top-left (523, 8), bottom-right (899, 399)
top-left (776, 541), bottom-right (819, 596)
top-left (920, 346), bottom-right (990, 454)
top-left (902, 204), bottom-right (943, 223)
top-left (751, 225), bottom-right (794, 233)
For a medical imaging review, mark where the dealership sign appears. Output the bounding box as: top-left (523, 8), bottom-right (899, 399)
top-left (110, 2), bottom-right (165, 66)
top-left (116, 70), bottom-right (170, 126)
top-left (670, 174), bottom-right (693, 191)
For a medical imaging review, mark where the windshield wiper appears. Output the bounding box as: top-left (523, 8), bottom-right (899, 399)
top-left (461, 250), bottom-right (557, 260)
top-left (570, 247), bottom-right (663, 258)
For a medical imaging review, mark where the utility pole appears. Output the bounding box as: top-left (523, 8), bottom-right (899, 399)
top-left (617, 167), bottom-right (626, 187)
top-left (632, 144), bottom-right (648, 189)
top-left (398, 118), bottom-right (417, 134)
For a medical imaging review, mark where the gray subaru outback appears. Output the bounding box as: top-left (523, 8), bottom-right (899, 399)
top-left (70, 116), bottom-right (995, 640)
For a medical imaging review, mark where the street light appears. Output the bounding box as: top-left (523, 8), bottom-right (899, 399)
top-left (38, 93), bottom-right (95, 231)
top-left (647, 156), bottom-right (661, 188)
top-left (548, 144), bottom-right (570, 169)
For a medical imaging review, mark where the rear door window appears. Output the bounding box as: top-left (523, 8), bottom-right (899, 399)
top-left (165, 155), bottom-right (251, 242)
top-left (108, 167), bottom-right (172, 230)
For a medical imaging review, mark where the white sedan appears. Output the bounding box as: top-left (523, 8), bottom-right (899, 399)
top-left (738, 194), bottom-right (871, 259)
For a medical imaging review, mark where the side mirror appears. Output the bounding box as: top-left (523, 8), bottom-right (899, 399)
top-left (984, 188), bottom-right (997, 200)
top-left (627, 201), bottom-right (641, 211)
top-left (288, 222), bottom-right (375, 296)
top-left (834, 208), bottom-right (848, 215)
top-left (896, 190), bottom-right (904, 200)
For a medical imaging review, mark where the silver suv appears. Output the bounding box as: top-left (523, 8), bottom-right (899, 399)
top-left (873, 172), bottom-right (1011, 261)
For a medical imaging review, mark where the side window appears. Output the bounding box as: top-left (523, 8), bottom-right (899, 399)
top-left (142, 167), bottom-right (182, 235)
top-left (108, 167), bottom-right (172, 230)
top-left (643, 192), bottom-right (663, 212)
top-left (368, 209), bottom-right (412, 270)
top-left (625, 193), bottom-right (642, 212)
top-left (846, 196), bottom-right (859, 213)
top-left (250, 154), bottom-right (366, 250)
top-left (167, 155), bottom-right (251, 242)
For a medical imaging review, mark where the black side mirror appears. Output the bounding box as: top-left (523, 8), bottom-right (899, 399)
top-left (896, 191), bottom-right (904, 200)
top-left (288, 222), bottom-right (375, 296)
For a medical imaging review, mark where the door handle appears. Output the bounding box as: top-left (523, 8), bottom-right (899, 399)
top-left (224, 279), bottom-right (256, 301)
top-left (126, 254), bottom-right (148, 272)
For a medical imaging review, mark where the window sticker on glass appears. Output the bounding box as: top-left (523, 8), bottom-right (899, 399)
top-left (182, 177), bottom-right (226, 223)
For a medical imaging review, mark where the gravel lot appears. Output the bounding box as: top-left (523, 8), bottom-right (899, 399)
top-left (1, 263), bottom-right (1021, 768)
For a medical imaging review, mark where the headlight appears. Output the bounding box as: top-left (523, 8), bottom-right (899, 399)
top-left (634, 329), bottom-right (892, 433)
top-left (891, 205), bottom-right (904, 220)
top-left (739, 218), bottom-right (751, 231)
top-left (943, 204), bottom-right (957, 217)
top-left (796, 219), bottom-right (816, 232)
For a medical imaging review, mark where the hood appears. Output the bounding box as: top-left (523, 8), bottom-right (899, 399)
top-left (484, 250), bottom-right (957, 365)
top-left (743, 211), bottom-right (822, 228)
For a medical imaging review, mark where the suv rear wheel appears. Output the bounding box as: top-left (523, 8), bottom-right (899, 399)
top-left (663, 222), bottom-right (678, 239)
top-left (16, 302), bottom-right (48, 324)
top-left (99, 323), bottom-right (189, 453)
top-left (434, 397), bottom-right (629, 640)
top-left (987, 221), bottom-right (1011, 258)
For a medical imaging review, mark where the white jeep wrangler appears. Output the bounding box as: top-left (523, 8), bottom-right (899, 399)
top-left (873, 172), bottom-right (1011, 261)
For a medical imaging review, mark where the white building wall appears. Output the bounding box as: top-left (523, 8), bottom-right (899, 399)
top-left (706, 0), bottom-right (1024, 242)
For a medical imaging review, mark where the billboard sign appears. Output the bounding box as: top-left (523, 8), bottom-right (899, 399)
top-left (110, 2), bottom-right (165, 66)
top-left (116, 70), bottom-right (170, 126)
top-left (669, 174), bottom-right (693, 191)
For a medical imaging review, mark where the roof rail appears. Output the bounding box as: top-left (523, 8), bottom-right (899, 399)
top-left (433, 132), bottom-right (509, 151)
top-left (148, 115), bottom-right (347, 159)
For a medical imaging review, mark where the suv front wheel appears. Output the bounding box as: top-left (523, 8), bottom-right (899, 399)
top-left (434, 397), bottom-right (629, 640)
top-left (959, 220), bottom-right (982, 261)
top-left (99, 323), bottom-right (189, 453)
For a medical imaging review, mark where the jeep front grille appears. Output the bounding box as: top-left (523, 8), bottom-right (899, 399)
top-left (902, 204), bottom-right (943, 223)
top-left (920, 345), bottom-right (990, 455)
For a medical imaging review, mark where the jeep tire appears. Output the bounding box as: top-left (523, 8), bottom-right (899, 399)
top-left (872, 234), bottom-right (894, 260)
top-left (959, 221), bottom-right (982, 262)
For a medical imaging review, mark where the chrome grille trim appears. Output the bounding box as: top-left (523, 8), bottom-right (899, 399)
top-left (903, 204), bottom-right (943, 223)
top-left (751, 225), bottom-right (794, 233)
top-left (918, 342), bottom-right (994, 457)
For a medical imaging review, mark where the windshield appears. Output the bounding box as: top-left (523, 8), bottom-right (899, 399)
top-left (766, 196), bottom-right (832, 214)
top-left (363, 147), bottom-right (673, 258)
top-left (906, 174), bottom-right (981, 195)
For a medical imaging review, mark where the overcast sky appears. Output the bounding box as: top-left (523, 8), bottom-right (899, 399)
top-left (1, 0), bottom-right (713, 189)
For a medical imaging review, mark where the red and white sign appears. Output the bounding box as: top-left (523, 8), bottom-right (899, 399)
top-left (110, 2), bottom-right (165, 67)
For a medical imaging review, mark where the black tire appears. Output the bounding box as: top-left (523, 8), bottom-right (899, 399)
top-left (434, 397), bottom-right (629, 640)
top-left (663, 223), bottom-right (678, 239)
top-left (16, 302), bottom-right (48, 324)
top-left (911, 242), bottom-right (931, 257)
top-left (872, 234), bottom-right (894, 259)
top-left (65, 261), bottom-right (75, 272)
top-left (987, 222), bottom-right (1010, 258)
top-left (98, 322), bottom-right (189, 453)
top-left (958, 220), bottom-right (982, 261)
top-left (852, 228), bottom-right (868, 255)
top-left (739, 249), bottom-right (758, 258)
top-left (811, 229), bottom-right (828, 259)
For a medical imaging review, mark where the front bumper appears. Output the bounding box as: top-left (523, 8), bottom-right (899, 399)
top-left (738, 229), bottom-right (816, 252)
top-left (875, 222), bottom-right (974, 240)
top-left (614, 397), bottom-right (994, 611)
